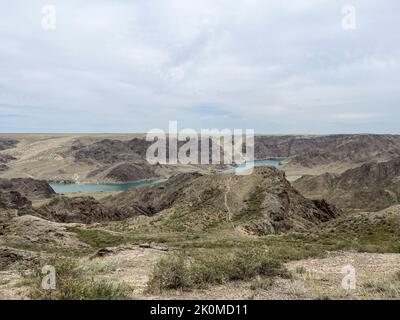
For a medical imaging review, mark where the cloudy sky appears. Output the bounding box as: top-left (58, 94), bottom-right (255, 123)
top-left (0, 0), bottom-right (399, 133)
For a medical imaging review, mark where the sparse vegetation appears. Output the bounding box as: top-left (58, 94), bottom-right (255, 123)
top-left (295, 266), bottom-right (306, 274)
top-left (69, 227), bottom-right (126, 248)
top-left (233, 186), bottom-right (265, 222)
top-left (147, 248), bottom-right (290, 292)
top-left (27, 258), bottom-right (131, 300)
top-left (250, 277), bottom-right (275, 291)
top-left (363, 280), bottom-right (400, 298)
top-left (3, 135), bottom-right (400, 300)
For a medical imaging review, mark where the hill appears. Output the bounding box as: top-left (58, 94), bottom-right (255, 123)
top-left (293, 158), bottom-right (400, 211)
top-left (103, 167), bottom-right (340, 234)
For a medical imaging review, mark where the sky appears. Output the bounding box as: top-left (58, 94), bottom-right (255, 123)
top-left (0, 0), bottom-right (399, 134)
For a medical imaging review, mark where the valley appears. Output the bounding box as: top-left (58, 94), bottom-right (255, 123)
top-left (1, 134), bottom-right (400, 300)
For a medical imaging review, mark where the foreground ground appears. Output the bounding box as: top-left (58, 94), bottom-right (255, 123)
top-left (1, 248), bottom-right (399, 300)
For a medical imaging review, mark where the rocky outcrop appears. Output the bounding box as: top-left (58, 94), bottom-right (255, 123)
top-left (256, 134), bottom-right (400, 167)
top-left (0, 155), bottom-right (16, 172)
top-left (235, 168), bottom-right (341, 235)
top-left (104, 168), bottom-right (340, 234)
top-left (0, 247), bottom-right (38, 271)
top-left (103, 172), bottom-right (202, 215)
top-left (0, 139), bottom-right (18, 151)
top-left (73, 138), bottom-right (151, 164)
top-left (0, 191), bottom-right (32, 223)
top-left (293, 158), bottom-right (400, 211)
top-left (0, 191), bottom-right (31, 210)
top-left (312, 199), bottom-right (342, 222)
top-left (105, 162), bottom-right (157, 182)
top-left (0, 215), bottom-right (89, 251)
top-left (0, 178), bottom-right (55, 199)
top-left (33, 196), bottom-right (138, 224)
top-left (0, 154), bottom-right (16, 163)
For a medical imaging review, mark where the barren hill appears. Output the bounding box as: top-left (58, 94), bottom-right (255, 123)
top-left (0, 178), bottom-right (55, 199)
top-left (104, 167), bottom-right (340, 234)
top-left (2, 134), bottom-right (400, 182)
top-left (256, 134), bottom-right (400, 163)
top-left (293, 158), bottom-right (400, 211)
top-left (0, 139), bottom-right (18, 151)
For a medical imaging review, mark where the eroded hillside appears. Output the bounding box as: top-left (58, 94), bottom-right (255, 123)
top-left (1, 135), bottom-right (400, 300)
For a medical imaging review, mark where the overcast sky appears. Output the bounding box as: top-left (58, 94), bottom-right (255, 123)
top-left (0, 0), bottom-right (399, 133)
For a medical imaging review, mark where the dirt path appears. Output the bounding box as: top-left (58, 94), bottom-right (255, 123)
top-left (82, 245), bottom-right (168, 297)
top-left (224, 178), bottom-right (232, 221)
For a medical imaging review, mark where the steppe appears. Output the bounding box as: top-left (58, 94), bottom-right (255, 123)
top-left (1, 134), bottom-right (400, 300)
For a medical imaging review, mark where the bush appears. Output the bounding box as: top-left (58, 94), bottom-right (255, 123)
top-left (147, 255), bottom-right (192, 291)
top-left (28, 258), bottom-right (131, 300)
top-left (250, 277), bottom-right (274, 291)
top-left (147, 248), bottom-right (289, 292)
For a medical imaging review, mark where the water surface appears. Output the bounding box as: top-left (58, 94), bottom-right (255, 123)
top-left (223, 158), bottom-right (283, 174)
top-left (50, 159), bottom-right (283, 194)
top-left (50, 178), bottom-right (166, 194)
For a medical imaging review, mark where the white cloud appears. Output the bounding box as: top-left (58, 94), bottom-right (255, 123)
top-left (333, 113), bottom-right (381, 121)
top-left (0, 0), bottom-right (399, 133)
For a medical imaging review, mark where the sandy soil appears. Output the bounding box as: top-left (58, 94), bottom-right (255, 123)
top-left (0, 270), bottom-right (30, 300)
top-left (86, 245), bottom-right (168, 297)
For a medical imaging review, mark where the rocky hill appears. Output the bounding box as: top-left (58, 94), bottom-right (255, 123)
top-left (0, 178), bottom-right (55, 222)
top-left (103, 172), bottom-right (202, 215)
top-left (0, 215), bottom-right (89, 251)
top-left (104, 162), bottom-right (157, 182)
top-left (3, 134), bottom-right (400, 183)
top-left (32, 196), bottom-right (138, 224)
top-left (313, 204), bottom-right (400, 248)
top-left (293, 158), bottom-right (400, 211)
top-left (104, 167), bottom-right (340, 235)
top-left (256, 134), bottom-right (400, 168)
top-left (0, 155), bottom-right (16, 172)
top-left (0, 139), bottom-right (18, 151)
top-left (0, 191), bottom-right (32, 224)
top-left (72, 138), bottom-right (150, 164)
top-left (0, 178), bottom-right (55, 199)
top-left (0, 191), bottom-right (31, 211)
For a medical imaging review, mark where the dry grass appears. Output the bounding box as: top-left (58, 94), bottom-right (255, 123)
top-left (147, 248), bottom-right (290, 292)
top-left (27, 258), bottom-right (132, 300)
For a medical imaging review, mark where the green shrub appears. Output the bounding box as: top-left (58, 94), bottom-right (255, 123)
top-left (68, 227), bottom-right (126, 248)
top-left (28, 258), bottom-right (131, 300)
top-left (147, 248), bottom-right (289, 292)
top-left (147, 254), bottom-right (192, 292)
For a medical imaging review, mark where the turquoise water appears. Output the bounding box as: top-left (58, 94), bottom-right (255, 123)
top-left (50, 178), bottom-right (166, 194)
top-left (50, 159), bottom-right (283, 194)
top-left (223, 158), bottom-right (283, 174)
